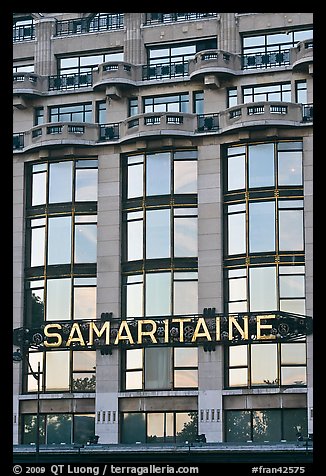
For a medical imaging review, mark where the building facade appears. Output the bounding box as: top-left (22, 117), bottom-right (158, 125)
top-left (13, 12), bottom-right (313, 451)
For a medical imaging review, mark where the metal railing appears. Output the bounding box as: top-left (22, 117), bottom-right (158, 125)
top-left (99, 123), bottom-right (120, 141)
top-left (242, 49), bottom-right (290, 70)
top-left (13, 133), bottom-right (24, 150)
top-left (13, 24), bottom-right (35, 42)
top-left (197, 114), bottom-right (219, 132)
top-left (142, 61), bottom-right (189, 80)
top-left (48, 73), bottom-right (92, 91)
top-left (55, 14), bottom-right (124, 36)
top-left (302, 104), bottom-right (313, 122)
top-left (145, 13), bottom-right (217, 24)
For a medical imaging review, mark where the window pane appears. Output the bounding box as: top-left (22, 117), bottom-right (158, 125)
top-left (249, 201), bottom-right (275, 253)
top-left (74, 223), bottom-right (97, 263)
top-left (75, 168), bottom-right (98, 201)
top-left (31, 226), bottom-right (45, 267)
top-left (225, 411), bottom-right (251, 442)
top-left (146, 209), bottom-right (170, 258)
top-left (147, 413), bottom-right (164, 441)
top-left (22, 415), bottom-right (46, 444)
top-left (145, 347), bottom-right (171, 389)
top-left (48, 216), bottom-right (72, 265)
top-left (174, 347), bottom-right (198, 367)
top-left (278, 151), bottom-right (303, 186)
top-left (47, 414), bottom-right (72, 444)
top-left (248, 143), bottom-right (275, 188)
top-left (229, 368), bottom-right (248, 387)
top-left (229, 278), bottom-right (247, 302)
top-left (45, 352), bottom-right (70, 391)
top-left (279, 275), bottom-right (305, 298)
top-left (281, 343), bottom-right (306, 365)
top-left (280, 299), bottom-right (306, 315)
top-left (46, 278), bottom-right (71, 321)
top-left (121, 413), bottom-right (146, 444)
top-left (252, 410), bottom-right (281, 442)
top-left (49, 161), bottom-right (73, 203)
top-left (251, 344), bottom-right (278, 385)
top-left (72, 372), bottom-right (96, 391)
top-left (281, 367), bottom-right (306, 386)
top-left (146, 153), bottom-right (170, 196)
top-left (73, 351), bottom-right (96, 371)
top-left (228, 213), bottom-right (246, 255)
top-left (249, 267), bottom-right (277, 312)
top-left (146, 273), bottom-right (171, 316)
top-left (74, 286), bottom-right (96, 319)
top-left (279, 210), bottom-right (304, 251)
top-left (174, 369), bottom-right (198, 388)
top-left (126, 281), bottom-right (143, 318)
top-left (283, 409), bottom-right (308, 441)
top-left (174, 161), bottom-right (197, 194)
top-left (126, 349), bottom-right (143, 369)
top-left (176, 412), bottom-right (198, 442)
top-left (32, 172), bottom-right (46, 206)
top-left (74, 414), bottom-right (95, 445)
top-left (128, 164), bottom-right (143, 198)
top-left (127, 219), bottom-right (143, 261)
top-left (228, 154), bottom-right (245, 190)
top-left (126, 371), bottom-right (142, 390)
top-left (174, 280), bottom-right (198, 315)
top-left (174, 217), bottom-right (197, 257)
top-left (229, 345), bottom-right (248, 366)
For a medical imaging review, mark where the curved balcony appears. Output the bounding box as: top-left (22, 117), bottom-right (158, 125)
top-left (121, 112), bottom-right (196, 142)
top-left (21, 122), bottom-right (100, 151)
top-left (189, 49), bottom-right (241, 80)
top-left (93, 62), bottom-right (141, 91)
top-left (13, 73), bottom-right (47, 108)
top-left (220, 101), bottom-right (307, 133)
top-left (291, 39), bottom-right (313, 73)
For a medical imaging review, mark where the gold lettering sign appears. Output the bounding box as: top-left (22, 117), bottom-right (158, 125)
top-left (44, 323), bottom-right (63, 347)
top-left (256, 315), bottom-right (276, 340)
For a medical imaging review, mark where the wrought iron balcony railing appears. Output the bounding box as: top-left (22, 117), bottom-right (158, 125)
top-left (99, 123), bottom-right (120, 141)
top-left (144, 13), bottom-right (217, 25)
top-left (48, 72), bottom-right (93, 91)
top-left (13, 24), bottom-right (35, 42)
top-left (142, 61), bottom-right (189, 80)
top-left (242, 49), bottom-right (290, 70)
top-left (55, 14), bottom-right (124, 36)
top-left (302, 104), bottom-right (313, 122)
top-left (197, 114), bottom-right (219, 132)
top-left (13, 133), bottom-right (24, 150)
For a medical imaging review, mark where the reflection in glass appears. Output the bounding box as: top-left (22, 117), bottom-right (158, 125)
top-left (281, 367), bottom-right (306, 386)
top-left (126, 279), bottom-right (143, 318)
top-left (252, 410), bottom-right (281, 442)
top-left (228, 154), bottom-right (245, 190)
top-left (174, 280), bottom-right (198, 315)
top-left (225, 411), bottom-right (251, 442)
top-left (75, 168), bottom-right (98, 201)
top-left (146, 272), bottom-right (171, 316)
top-left (27, 352), bottom-right (44, 392)
top-left (46, 414), bottom-right (72, 444)
top-left (176, 412), bottom-right (198, 442)
top-left (126, 371), bottom-right (142, 390)
top-left (128, 163), bottom-right (143, 198)
top-left (251, 344), bottom-right (278, 385)
top-left (146, 153), bottom-right (170, 196)
top-left (45, 351), bottom-right (70, 391)
top-left (283, 409), bottom-right (307, 441)
top-left (32, 171), bottom-right (46, 206)
top-left (22, 415), bottom-right (46, 444)
top-left (73, 351), bottom-right (96, 371)
top-left (174, 161), bottom-right (197, 194)
top-left (127, 219), bottom-right (143, 261)
top-left (74, 414), bottom-right (95, 445)
top-left (174, 369), bottom-right (198, 388)
top-left (281, 343), bottom-right (306, 365)
top-left (280, 299), bottom-right (305, 315)
top-left (279, 209), bottom-right (304, 251)
top-left (146, 209), bottom-right (170, 258)
top-left (126, 349), bottom-right (143, 370)
top-left (278, 151), bottom-right (302, 186)
top-left (145, 347), bottom-right (171, 389)
top-left (31, 226), bottom-right (45, 267)
top-left (49, 161), bottom-right (73, 203)
top-left (74, 223), bottom-right (97, 263)
top-left (228, 212), bottom-right (246, 255)
top-left (279, 275), bottom-right (305, 298)
top-left (248, 143), bottom-right (274, 188)
top-left (74, 286), bottom-right (96, 319)
top-left (48, 216), bottom-right (71, 265)
top-left (46, 278), bottom-right (71, 321)
top-left (121, 413), bottom-right (146, 444)
top-left (249, 267), bottom-right (277, 312)
top-left (229, 278), bottom-right (247, 302)
top-left (249, 201), bottom-right (275, 253)
top-left (229, 345), bottom-right (247, 366)
top-left (72, 372), bottom-right (96, 391)
top-left (174, 216), bottom-right (197, 257)
top-left (147, 413), bottom-right (164, 441)
top-left (229, 368), bottom-right (248, 387)
top-left (174, 348), bottom-right (198, 367)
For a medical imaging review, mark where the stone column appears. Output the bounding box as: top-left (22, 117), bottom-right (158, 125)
top-left (219, 13), bottom-right (241, 54)
top-left (124, 13), bottom-right (146, 65)
top-left (34, 18), bottom-right (57, 76)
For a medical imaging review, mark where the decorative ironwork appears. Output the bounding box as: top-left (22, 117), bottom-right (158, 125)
top-left (13, 310), bottom-right (312, 353)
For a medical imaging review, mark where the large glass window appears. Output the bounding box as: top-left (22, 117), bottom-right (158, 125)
top-left (225, 409), bottom-right (307, 442)
top-left (49, 103), bottom-right (92, 123)
top-left (121, 411), bottom-right (198, 444)
top-left (58, 51), bottom-right (123, 75)
top-left (123, 347), bottom-right (198, 391)
top-left (243, 83), bottom-right (291, 103)
top-left (144, 94), bottom-right (189, 114)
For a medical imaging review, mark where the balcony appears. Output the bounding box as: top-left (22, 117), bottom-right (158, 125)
top-left (54, 14), bottom-right (124, 36)
top-left (93, 62), bottom-right (141, 91)
top-left (189, 50), bottom-right (241, 81)
top-left (144, 13), bottom-right (218, 25)
top-left (220, 101), bottom-right (309, 132)
top-left (122, 112), bottom-right (196, 141)
top-left (13, 73), bottom-right (47, 107)
top-left (142, 61), bottom-right (189, 81)
top-left (48, 73), bottom-right (93, 91)
top-left (242, 49), bottom-right (290, 70)
top-left (291, 39), bottom-right (313, 73)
